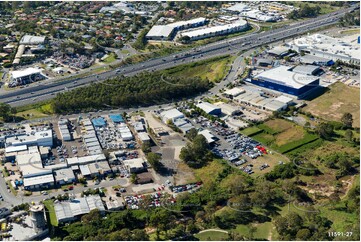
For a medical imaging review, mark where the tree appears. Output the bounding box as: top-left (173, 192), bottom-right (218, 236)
top-left (296, 228), bottom-right (311, 240)
top-left (304, 121), bottom-right (311, 130)
top-left (141, 142), bottom-right (151, 153)
top-left (130, 173), bottom-right (138, 184)
top-left (150, 209), bottom-right (176, 238)
top-left (0, 102), bottom-right (16, 122)
top-left (146, 152), bottom-right (162, 172)
top-left (180, 134), bottom-right (212, 168)
top-left (185, 128), bottom-right (198, 141)
top-left (344, 129), bottom-right (354, 142)
top-left (316, 122), bottom-right (334, 140)
top-left (341, 112), bottom-right (353, 129)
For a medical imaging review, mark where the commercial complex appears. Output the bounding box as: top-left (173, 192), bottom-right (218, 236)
top-left (19, 35), bottom-right (46, 45)
top-left (287, 34), bottom-right (360, 64)
top-left (180, 20), bottom-right (248, 41)
top-left (146, 17), bottom-right (207, 40)
top-left (9, 68), bottom-right (45, 87)
top-left (250, 65), bottom-right (320, 97)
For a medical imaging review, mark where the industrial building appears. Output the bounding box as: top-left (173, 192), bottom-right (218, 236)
top-left (292, 65), bottom-right (321, 76)
top-left (223, 87), bottom-right (246, 98)
top-left (224, 3), bottom-right (251, 13)
top-left (58, 119), bottom-right (72, 141)
top-left (23, 174), bottom-right (55, 191)
top-left (54, 195), bottom-right (105, 224)
top-left (180, 20), bottom-right (248, 41)
top-left (173, 118), bottom-right (194, 134)
top-left (250, 65), bottom-right (320, 97)
top-left (123, 158), bottom-right (146, 173)
top-left (287, 34), bottom-right (360, 64)
top-left (234, 92), bottom-right (290, 112)
top-left (160, 108), bottom-right (184, 123)
top-left (267, 46), bottom-right (290, 57)
top-left (5, 129), bottom-right (53, 148)
top-left (29, 204), bottom-right (47, 233)
top-left (198, 130), bottom-right (217, 144)
top-left (196, 102), bottom-right (222, 116)
top-left (66, 154), bottom-right (107, 166)
top-left (146, 17), bottom-right (207, 40)
top-left (300, 54), bottom-right (334, 66)
top-left (54, 168), bottom-right (76, 185)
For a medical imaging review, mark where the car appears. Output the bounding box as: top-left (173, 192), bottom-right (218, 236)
top-left (95, 181), bottom-right (100, 185)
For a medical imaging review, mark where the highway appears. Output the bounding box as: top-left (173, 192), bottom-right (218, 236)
top-left (0, 6), bottom-right (356, 107)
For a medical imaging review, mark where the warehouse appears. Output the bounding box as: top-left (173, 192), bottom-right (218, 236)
top-left (66, 154), bottom-right (106, 166)
top-left (54, 168), bottom-right (76, 185)
top-left (180, 20), bottom-right (248, 41)
top-left (6, 130), bottom-right (53, 147)
top-left (146, 25), bottom-right (175, 40)
top-left (160, 108), bottom-right (184, 123)
top-left (251, 65), bottom-right (319, 97)
top-left (196, 102), bottom-right (222, 116)
top-left (138, 132), bottom-right (150, 143)
top-left (267, 46), bottom-right (290, 57)
top-left (292, 65), bottom-right (321, 76)
top-left (54, 195), bottom-right (105, 224)
top-left (223, 87), bottom-right (246, 98)
top-left (23, 174), bottom-right (54, 190)
top-left (58, 119), bottom-right (72, 141)
top-left (167, 17), bottom-right (207, 31)
top-left (19, 35), bottom-right (46, 45)
top-left (198, 130), bottom-right (217, 144)
top-left (241, 10), bottom-right (278, 22)
top-left (224, 3), bottom-right (250, 13)
top-left (300, 54), bottom-right (334, 66)
top-left (257, 58), bottom-right (273, 67)
top-left (123, 158), bottom-right (146, 173)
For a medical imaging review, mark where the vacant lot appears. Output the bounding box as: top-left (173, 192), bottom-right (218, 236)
top-left (240, 126), bottom-right (263, 136)
top-left (194, 159), bottom-right (228, 187)
top-left (263, 119), bottom-right (294, 134)
top-left (303, 82), bottom-right (360, 127)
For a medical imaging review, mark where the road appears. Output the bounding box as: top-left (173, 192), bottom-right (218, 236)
top-left (0, 6), bottom-right (356, 107)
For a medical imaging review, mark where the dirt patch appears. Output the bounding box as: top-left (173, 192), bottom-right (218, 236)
top-left (264, 119), bottom-right (293, 133)
top-left (174, 162), bottom-right (196, 186)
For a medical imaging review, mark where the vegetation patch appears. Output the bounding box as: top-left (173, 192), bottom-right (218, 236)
top-left (195, 230), bottom-right (229, 241)
top-left (43, 200), bottom-right (58, 227)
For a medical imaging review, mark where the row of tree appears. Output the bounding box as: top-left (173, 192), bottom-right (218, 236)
top-left (51, 72), bottom-right (212, 114)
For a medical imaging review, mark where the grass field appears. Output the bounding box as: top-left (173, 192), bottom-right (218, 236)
top-left (195, 230), bottom-right (229, 241)
top-left (163, 55), bottom-right (234, 83)
top-left (43, 200), bottom-right (58, 226)
top-left (340, 29), bottom-right (360, 35)
top-left (303, 82), bottom-right (360, 127)
top-left (103, 53), bottom-right (117, 63)
top-left (252, 119), bottom-right (320, 154)
top-left (240, 126), bottom-right (263, 136)
top-left (194, 159), bottom-right (227, 187)
top-left (232, 222), bottom-right (274, 240)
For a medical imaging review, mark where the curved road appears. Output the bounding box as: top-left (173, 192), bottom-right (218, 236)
top-left (0, 6), bottom-right (357, 107)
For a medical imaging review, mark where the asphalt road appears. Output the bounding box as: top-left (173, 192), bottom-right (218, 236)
top-left (0, 6), bottom-right (356, 107)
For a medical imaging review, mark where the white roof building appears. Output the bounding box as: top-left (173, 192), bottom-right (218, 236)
top-left (10, 68), bottom-right (42, 81)
top-left (66, 154), bottom-right (106, 166)
top-left (181, 20), bottom-right (248, 41)
top-left (19, 35), bottom-right (46, 45)
top-left (23, 174), bottom-right (54, 187)
top-left (287, 34), bottom-right (360, 64)
top-left (225, 3), bottom-right (250, 12)
top-left (146, 25), bottom-right (174, 40)
top-left (160, 108), bottom-right (184, 123)
top-left (16, 152), bottom-right (42, 166)
top-left (198, 130), bottom-right (217, 144)
top-left (196, 102), bottom-right (222, 115)
top-left (254, 65), bottom-right (319, 89)
top-left (138, 132), bottom-right (150, 142)
top-left (275, 95), bottom-right (293, 104)
top-left (223, 87), bottom-right (246, 97)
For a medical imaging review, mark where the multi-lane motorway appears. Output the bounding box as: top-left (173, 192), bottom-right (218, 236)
top-left (0, 6), bottom-right (357, 107)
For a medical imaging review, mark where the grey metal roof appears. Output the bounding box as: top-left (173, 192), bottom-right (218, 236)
top-left (292, 65), bottom-right (320, 76)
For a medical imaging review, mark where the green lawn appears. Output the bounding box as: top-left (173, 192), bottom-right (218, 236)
top-left (103, 53), bottom-right (117, 63)
top-left (340, 29), bottom-right (360, 35)
top-left (195, 231), bottom-right (229, 241)
top-left (231, 222), bottom-right (273, 240)
top-left (43, 200), bottom-right (58, 226)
